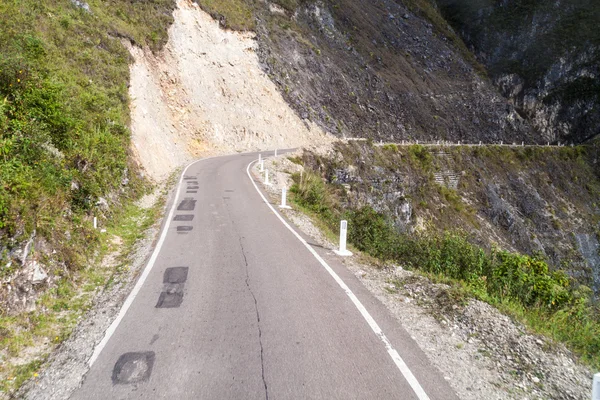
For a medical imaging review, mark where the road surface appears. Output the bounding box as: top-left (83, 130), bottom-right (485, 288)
top-left (70, 151), bottom-right (459, 400)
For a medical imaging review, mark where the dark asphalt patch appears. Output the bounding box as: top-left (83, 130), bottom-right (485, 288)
top-left (163, 267), bottom-right (189, 283)
top-left (225, 189), bottom-right (235, 192)
top-left (186, 181), bottom-right (199, 185)
top-left (186, 191), bottom-right (198, 194)
top-left (174, 215), bottom-right (194, 221)
top-left (112, 352), bottom-right (155, 385)
top-left (156, 290), bottom-right (184, 308)
top-left (177, 226), bottom-right (193, 232)
top-left (156, 267), bottom-right (189, 308)
top-left (177, 199), bottom-right (196, 211)
top-left (183, 176), bottom-right (195, 180)
top-left (187, 186), bottom-right (199, 190)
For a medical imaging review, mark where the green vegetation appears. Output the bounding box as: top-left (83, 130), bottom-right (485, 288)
top-left (290, 150), bottom-right (600, 368)
top-left (0, 0), bottom-right (175, 265)
top-left (193, 0), bottom-right (309, 31)
top-left (193, 0), bottom-right (255, 31)
top-left (0, 0), bottom-right (176, 394)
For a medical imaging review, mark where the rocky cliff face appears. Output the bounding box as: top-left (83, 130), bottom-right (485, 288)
top-left (436, 0), bottom-right (600, 144)
top-left (249, 0), bottom-right (535, 143)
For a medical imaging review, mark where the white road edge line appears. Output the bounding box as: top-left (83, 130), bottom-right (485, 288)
top-left (88, 158), bottom-right (203, 367)
top-left (246, 160), bottom-right (431, 400)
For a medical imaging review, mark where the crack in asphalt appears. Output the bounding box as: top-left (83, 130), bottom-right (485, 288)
top-left (239, 236), bottom-right (269, 400)
top-left (225, 200), bottom-right (269, 400)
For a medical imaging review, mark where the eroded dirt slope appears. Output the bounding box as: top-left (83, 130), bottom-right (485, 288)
top-left (128, 0), bottom-right (332, 182)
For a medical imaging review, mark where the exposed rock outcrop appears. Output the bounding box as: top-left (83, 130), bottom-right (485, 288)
top-left (436, 0), bottom-right (600, 144)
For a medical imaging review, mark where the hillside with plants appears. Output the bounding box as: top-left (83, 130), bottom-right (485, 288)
top-left (0, 0), bottom-right (175, 296)
top-left (0, 0), bottom-right (176, 394)
top-left (289, 141), bottom-right (600, 368)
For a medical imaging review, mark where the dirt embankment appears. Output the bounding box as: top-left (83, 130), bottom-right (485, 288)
top-left (127, 0), bottom-right (332, 182)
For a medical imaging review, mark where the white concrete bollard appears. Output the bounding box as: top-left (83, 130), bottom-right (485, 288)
top-left (264, 170), bottom-right (270, 185)
top-left (500, 141), bottom-right (503, 145)
top-left (279, 187), bottom-right (291, 209)
top-left (93, 217), bottom-right (97, 229)
top-left (479, 141), bottom-right (482, 146)
top-left (593, 373), bottom-right (600, 400)
top-left (522, 141), bottom-right (524, 146)
top-left (258, 153), bottom-right (262, 164)
top-left (274, 149), bottom-right (278, 157)
top-left (260, 160), bottom-right (264, 172)
top-left (334, 220), bottom-right (353, 256)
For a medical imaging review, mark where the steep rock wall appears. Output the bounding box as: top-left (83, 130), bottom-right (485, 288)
top-left (436, 0), bottom-right (600, 144)
top-left (246, 0), bottom-right (535, 143)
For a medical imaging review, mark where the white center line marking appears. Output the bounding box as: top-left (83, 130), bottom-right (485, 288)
top-left (246, 159), bottom-right (431, 400)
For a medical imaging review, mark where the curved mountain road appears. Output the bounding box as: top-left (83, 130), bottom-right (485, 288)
top-left (70, 151), bottom-right (459, 400)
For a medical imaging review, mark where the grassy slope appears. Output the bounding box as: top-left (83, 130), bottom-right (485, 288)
top-left (0, 0), bottom-right (175, 269)
top-left (0, 0), bottom-right (175, 395)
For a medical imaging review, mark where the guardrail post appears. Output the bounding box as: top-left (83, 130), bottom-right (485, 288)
top-left (279, 187), bottom-right (291, 209)
top-left (593, 373), bottom-right (600, 400)
top-left (334, 220), bottom-right (353, 256)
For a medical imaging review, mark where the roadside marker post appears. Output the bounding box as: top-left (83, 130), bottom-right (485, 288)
top-left (93, 217), bottom-right (97, 229)
top-left (264, 170), bottom-right (271, 186)
top-left (593, 373), bottom-right (600, 400)
top-left (258, 153), bottom-right (262, 164)
top-left (279, 187), bottom-right (291, 209)
top-left (334, 220), bottom-right (353, 256)
top-left (260, 160), bottom-right (264, 172)
top-left (274, 148), bottom-right (278, 157)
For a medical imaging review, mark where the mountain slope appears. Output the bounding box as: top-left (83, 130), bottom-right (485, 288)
top-left (197, 0), bottom-right (535, 143)
top-left (436, 0), bottom-right (600, 144)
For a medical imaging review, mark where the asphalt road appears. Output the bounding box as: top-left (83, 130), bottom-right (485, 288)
top-left (70, 151), bottom-right (459, 400)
